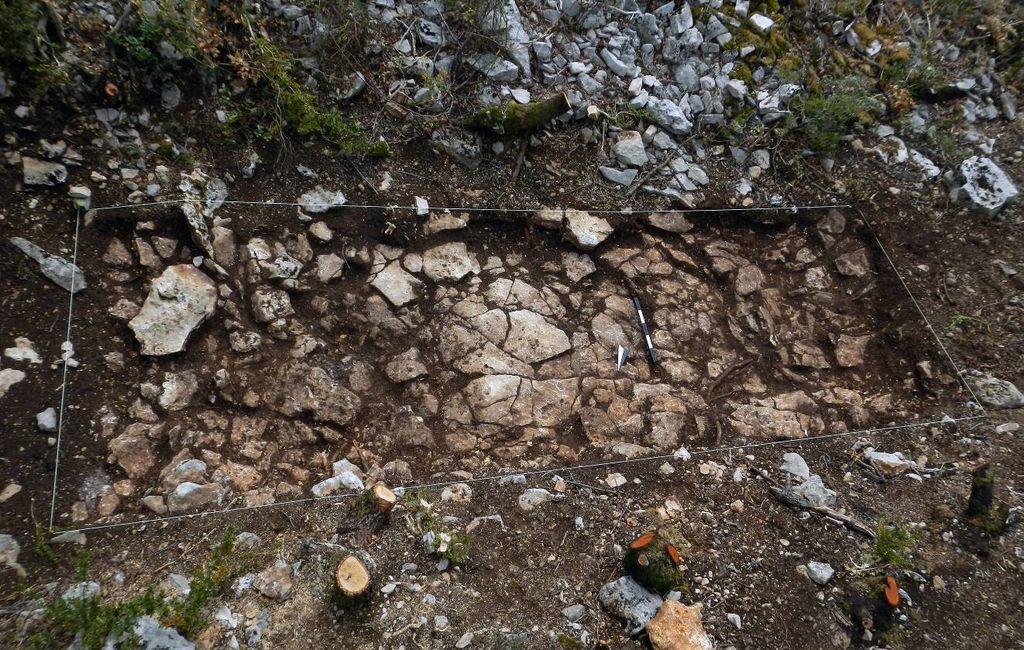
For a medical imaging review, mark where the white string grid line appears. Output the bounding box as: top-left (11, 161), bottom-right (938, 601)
top-left (45, 201), bottom-right (986, 534)
top-left (49, 209), bottom-right (82, 529)
top-left (87, 199), bottom-right (852, 215)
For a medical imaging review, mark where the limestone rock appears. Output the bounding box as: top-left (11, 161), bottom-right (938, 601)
top-left (0, 534), bottom-right (27, 577)
top-left (298, 187), bottom-right (346, 213)
top-left (385, 348), bottom-right (429, 383)
top-left (563, 210), bottom-right (614, 250)
top-left (422, 243), bottom-right (480, 282)
top-left (271, 362), bottom-right (361, 425)
top-left (613, 131), bottom-right (649, 167)
top-left (22, 157), bottom-right (67, 186)
top-left (643, 213), bottom-right (693, 234)
top-left (503, 310), bottom-right (571, 363)
top-left (108, 425), bottom-right (156, 478)
top-left (598, 576), bottom-right (663, 635)
top-left (370, 261), bottom-right (423, 307)
top-left (0, 369), bottom-right (26, 400)
top-left (958, 156), bottom-right (1019, 215)
top-left (129, 265), bottom-right (217, 355)
top-left (254, 559), bottom-right (294, 600)
top-left (250, 286), bottom-right (294, 323)
top-left (9, 237), bottom-right (86, 293)
top-left (646, 601), bottom-right (713, 650)
top-left (967, 372), bottom-right (1024, 409)
top-left (159, 371), bottom-right (199, 411)
top-left (166, 481), bottom-right (225, 513)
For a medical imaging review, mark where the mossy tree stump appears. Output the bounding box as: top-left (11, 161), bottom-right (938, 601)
top-left (964, 463), bottom-right (1009, 547)
top-left (623, 530), bottom-right (684, 594)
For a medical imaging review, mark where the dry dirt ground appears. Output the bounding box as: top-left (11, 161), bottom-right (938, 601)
top-left (1, 111), bottom-right (1023, 649)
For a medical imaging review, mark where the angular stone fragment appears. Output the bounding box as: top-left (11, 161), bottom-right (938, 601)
top-left (250, 286), bottom-right (293, 323)
top-left (563, 210), bottom-right (614, 250)
top-left (108, 426), bottom-right (155, 478)
top-left (370, 261), bottom-right (423, 306)
top-left (504, 310), bottom-right (571, 363)
top-left (385, 348), bottom-right (429, 383)
top-left (129, 265), bottom-right (217, 355)
top-left (646, 601), bottom-right (713, 650)
top-left (958, 156), bottom-right (1019, 215)
top-left (598, 576), bottom-right (663, 636)
top-left (166, 481), bottom-right (224, 513)
top-left (298, 187), bottom-right (346, 213)
top-left (22, 157), bottom-right (67, 186)
top-left (270, 362), bottom-right (361, 426)
top-left (643, 212), bottom-right (693, 234)
top-left (9, 237), bottom-right (86, 293)
top-left (422, 242), bottom-right (480, 281)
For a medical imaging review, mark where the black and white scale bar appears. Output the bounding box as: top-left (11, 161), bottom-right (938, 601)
top-left (631, 295), bottom-right (657, 365)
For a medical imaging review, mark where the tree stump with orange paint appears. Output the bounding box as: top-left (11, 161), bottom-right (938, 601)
top-left (623, 530), bottom-right (684, 594)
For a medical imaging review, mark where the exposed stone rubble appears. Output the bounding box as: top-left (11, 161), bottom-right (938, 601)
top-left (53, 204), bottom-right (927, 525)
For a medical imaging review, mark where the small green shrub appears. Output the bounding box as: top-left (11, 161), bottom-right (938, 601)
top-left (402, 492), bottom-right (472, 566)
top-left (794, 77), bottom-right (878, 153)
top-left (107, 0), bottom-right (219, 77)
top-left (870, 516), bottom-right (920, 568)
top-left (29, 530), bottom-right (254, 650)
top-left (0, 0), bottom-right (68, 96)
top-left (245, 34), bottom-right (388, 156)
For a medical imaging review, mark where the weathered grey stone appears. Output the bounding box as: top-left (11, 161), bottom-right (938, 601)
top-left (159, 371), bottom-right (199, 411)
top-left (467, 53), bottom-right (519, 82)
top-left (967, 372), bottom-right (1024, 409)
top-left (806, 561), bottom-right (834, 585)
top-left (600, 166), bottom-right (639, 185)
top-left (129, 265), bottom-right (217, 355)
top-left (431, 127), bottom-right (483, 169)
top-left (958, 156), bottom-right (1019, 215)
top-left (250, 286), bottom-right (294, 323)
top-left (564, 210), bottom-right (614, 250)
top-left (422, 242), bottom-right (480, 281)
top-left (298, 187), bottom-right (346, 213)
top-left (643, 212), bottom-right (693, 233)
top-left (9, 237), bottom-right (86, 293)
top-left (21, 157), bottom-right (67, 186)
top-left (647, 98), bottom-right (692, 134)
top-left (371, 261), bottom-right (423, 306)
top-left (504, 310), bottom-right (571, 363)
top-left (613, 131), bottom-right (649, 167)
top-left (598, 576), bottom-right (663, 635)
top-left (166, 481), bottom-right (225, 513)
top-left (385, 348), bottom-right (429, 383)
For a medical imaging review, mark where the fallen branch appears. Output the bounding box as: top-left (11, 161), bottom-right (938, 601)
top-left (706, 356), bottom-right (756, 401)
top-left (754, 467), bottom-right (875, 538)
top-left (466, 93), bottom-right (571, 135)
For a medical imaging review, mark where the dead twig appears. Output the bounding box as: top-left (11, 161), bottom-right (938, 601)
top-left (510, 138), bottom-right (528, 184)
top-left (706, 356), bottom-right (756, 401)
top-left (754, 467), bottom-right (876, 538)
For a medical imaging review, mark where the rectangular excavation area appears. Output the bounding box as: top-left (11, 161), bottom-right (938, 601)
top-left (47, 204), bottom-right (970, 526)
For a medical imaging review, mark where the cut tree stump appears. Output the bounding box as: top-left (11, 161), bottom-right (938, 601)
top-left (623, 530), bottom-right (683, 594)
top-left (466, 93), bottom-right (571, 135)
top-left (964, 463), bottom-right (1008, 542)
top-left (337, 483), bottom-right (397, 542)
top-left (370, 483), bottom-right (397, 515)
top-left (333, 554), bottom-right (372, 607)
